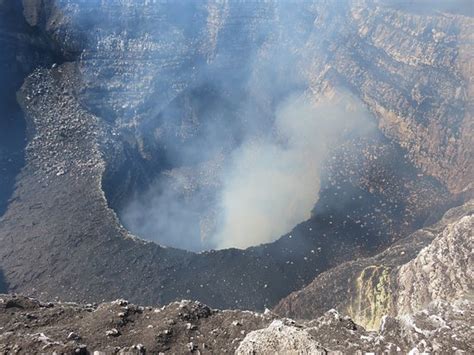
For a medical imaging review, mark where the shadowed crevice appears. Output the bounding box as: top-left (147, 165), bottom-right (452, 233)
top-left (0, 0), bottom-right (65, 217)
top-left (0, 269), bottom-right (8, 293)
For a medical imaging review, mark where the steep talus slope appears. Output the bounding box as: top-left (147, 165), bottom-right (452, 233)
top-left (0, 64), bottom-right (187, 304)
top-left (274, 200), bottom-right (474, 331)
top-left (0, 0), bottom-right (472, 312)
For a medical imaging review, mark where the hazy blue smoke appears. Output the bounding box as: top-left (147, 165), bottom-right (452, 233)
top-left (52, 0), bottom-right (382, 250)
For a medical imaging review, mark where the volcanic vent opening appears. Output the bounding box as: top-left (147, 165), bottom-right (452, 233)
top-left (100, 72), bottom-right (376, 252)
top-left (77, 1), bottom-right (378, 253)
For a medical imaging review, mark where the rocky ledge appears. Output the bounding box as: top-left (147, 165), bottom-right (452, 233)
top-left (0, 294), bottom-right (471, 354)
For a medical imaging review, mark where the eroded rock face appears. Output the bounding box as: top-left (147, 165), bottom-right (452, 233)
top-left (274, 200), bottom-right (474, 331)
top-left (395, 212), bottom-right (473, 315)
top-left (307, 1), bottom-right (474, 194)
top-left (24, 0), bottom-right (473, 196)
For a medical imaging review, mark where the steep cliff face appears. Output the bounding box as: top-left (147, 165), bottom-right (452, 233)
top-left (395, 210), bottom-right (473, 315)
top-left (274, 200), bottom-right (474, 331)
top-left (0, 0), bottom-right (472, 312)
top-left (0, 0), bottom-right (59, 216)
top-left (305, 0), bottom-right (473, 194)
top-left (23, 0), bottom-right (473, 194)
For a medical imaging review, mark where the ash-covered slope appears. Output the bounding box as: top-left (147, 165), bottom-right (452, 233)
top-left (0, 0), bottom-right (472, 312)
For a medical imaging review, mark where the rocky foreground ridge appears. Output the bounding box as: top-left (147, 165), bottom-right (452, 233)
top-left (1, 201), bottom-right (472, 353)
top-left (0, 294), bottom-right (471, 354)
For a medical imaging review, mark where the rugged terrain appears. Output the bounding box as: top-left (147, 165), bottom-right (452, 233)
top-left (0, 0), bottom-right (472, 352)
top-left (275, 200), bottom-right (473, 329)
top-left (0, 0), bottom-right (472, 334)
top-left (0, 0), bottom-right (471, 310)
top-left (0, 201), bottom-right (472, 353)
top-left (0, 294), bottom-right (472, 354)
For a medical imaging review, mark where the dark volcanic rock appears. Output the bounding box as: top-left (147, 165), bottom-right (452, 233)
top-left (0, 0), bottom-right (60, 216)
top-left (0, 0), bottom-right (472, 313)
top-left (0, 270), bottom-right (7, 294)
top-left (0, 64), bottom-right (369, 309)
top-left (0, 294), bottom-right (274, 354)
top-left (0, 293), bottom-right (471, 353)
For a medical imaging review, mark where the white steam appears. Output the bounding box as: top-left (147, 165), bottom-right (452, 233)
top-left (211, 91), bottom-right (374, 249)
top-left (120, 88), bottom-right (374, 251)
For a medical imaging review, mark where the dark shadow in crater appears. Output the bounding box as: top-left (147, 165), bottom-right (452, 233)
top-left (100, 63), bottom-right (307, 251)
top-left (100, 75), bottom-right (458, 253)
top-left (0, 2), bottom-right (27, 217)
top-left (0, 95), bottom-right (26, 217)
top-left (101, 80), bottom-right (261, 250)
top-left (0, 1), bottom-right (63, 217)
top-left (0, 269), bottom-right (8, 293)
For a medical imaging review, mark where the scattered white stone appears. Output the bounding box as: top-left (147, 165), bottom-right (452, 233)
top-left (187, 342), bottom-right (196, 351)
top-left (186, 322), bottom-right (197, 330)
top-left (105, 328), bottom-right (120, 337)
top-left (111, 299), bottom-right (128, 307)
top-left (67, 332), bottom-right (80, 341)
top-left (236, 320), bottom-right (325, 354)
